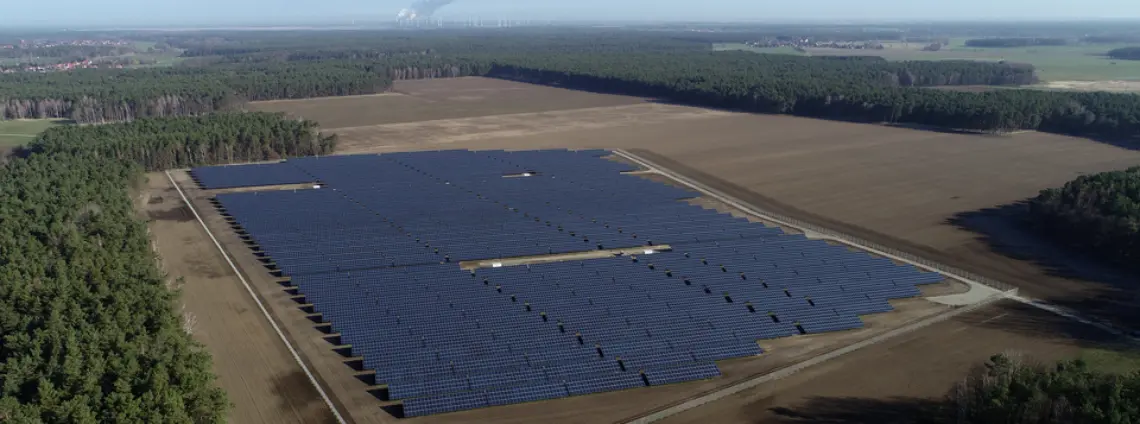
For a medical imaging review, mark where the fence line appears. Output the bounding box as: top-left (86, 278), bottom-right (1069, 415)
top-left (777, 214), bottom-right (1016, 292)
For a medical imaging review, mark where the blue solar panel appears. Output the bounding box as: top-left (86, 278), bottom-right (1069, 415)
top-left (192, 149), bottom-right (948, 416)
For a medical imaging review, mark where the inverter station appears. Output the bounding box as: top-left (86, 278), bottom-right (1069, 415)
top-left (191, 149), bottom-right (946, 417)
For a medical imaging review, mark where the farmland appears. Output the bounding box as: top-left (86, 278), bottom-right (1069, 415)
top-left (147, 76), bottom-right (1140, 422)
top-left (0, 118), bottom-right (68, 146)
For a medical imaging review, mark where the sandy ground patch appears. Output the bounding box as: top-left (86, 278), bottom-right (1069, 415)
top-left (144, 173), bottom-right (337, 424)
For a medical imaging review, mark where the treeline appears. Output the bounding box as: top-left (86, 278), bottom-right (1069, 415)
top-left (1027, 167), bottom-right (1140, 269)
top-left (964, 37), bottom-right (1068, 47)
top-left (31, 112), bottom-right (337, 171)
top-left (0, 61), bottom-right (392, 123)
top-left (948, 354), bottom-right (1140, 423)
top-left (0, 145), bottom-right (225, 421)
top-left (1107, 46), bottom-right (1140, 60)
top-left (487, 51), bottom-right (1037, 87)
top-left (479, 51), bottom-right (1135, 137)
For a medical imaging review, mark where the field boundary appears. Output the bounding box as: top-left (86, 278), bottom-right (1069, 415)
top-left (622, 290), bottom-right (1011, 424)
top-left (165, 170), bottom-right (349, 424)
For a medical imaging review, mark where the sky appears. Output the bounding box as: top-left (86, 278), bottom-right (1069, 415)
top-left (6, 0), bottom-right (1140, 27)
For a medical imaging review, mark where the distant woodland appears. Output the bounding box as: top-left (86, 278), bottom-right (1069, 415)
top-left (0, 61), bottom-right (392, 123)
top-left (963, 37), bottom-right (1068, 48)
top-left (1028, 167), bottom-right (1140, 269)
top-left (4, 32), bottom-right (1140, 140)
top-left (1106, 46), bottom-right (1140, 60)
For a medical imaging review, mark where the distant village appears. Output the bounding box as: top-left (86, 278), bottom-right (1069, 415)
top-left (0, 39), bottom-right (134, 73)
top-left (744, 38), bottom-right (886, 51)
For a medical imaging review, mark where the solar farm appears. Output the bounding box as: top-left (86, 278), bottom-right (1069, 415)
top-left (186, 149), bottom-right (949, 418)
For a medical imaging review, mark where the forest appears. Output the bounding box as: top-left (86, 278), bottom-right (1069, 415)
top-left (0, 112), bottom-right (336, 421)
top-left (963, 37), bottom-right (1068, 47)
top-left (1106, 46), bottom-right (1140, 60)
top-left (481, 52), bottom-right (1140, 138)
top-left (31, 112), bottom-right (337, 170)
top-left (947, 354), bottom-right (1140, 423)
top-left (0, 61), bottom-right (392, 123)
top-left (7, 30), bottom-right (1140, 139)
top-left (1027, 167), bottom-right (1140, 270)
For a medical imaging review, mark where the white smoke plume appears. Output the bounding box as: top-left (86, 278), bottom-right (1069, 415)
top-left (397, 0), bottom-right (456, 20)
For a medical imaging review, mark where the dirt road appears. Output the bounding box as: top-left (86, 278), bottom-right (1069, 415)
top-left (144, 173), bottom-right (338, 424)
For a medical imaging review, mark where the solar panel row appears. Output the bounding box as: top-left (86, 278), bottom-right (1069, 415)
top-left (191, 149), bottom-right (947, 416)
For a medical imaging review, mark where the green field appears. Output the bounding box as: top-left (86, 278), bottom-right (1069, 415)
top-left (713, 43), bottom-right (806, 56)
top-left (0, 119), bottom-right (69, 147)
top-left (1081, 347), bottom-right (1140, 375)
top-left (717, 40), bottom-right (1140, 82)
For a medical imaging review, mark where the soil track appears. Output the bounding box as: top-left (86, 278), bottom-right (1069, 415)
top-left (144, 173), bottom-right (337, 424)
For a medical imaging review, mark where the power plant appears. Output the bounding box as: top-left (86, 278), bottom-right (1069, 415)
top-left (396, 0), bottom-right (455, 21)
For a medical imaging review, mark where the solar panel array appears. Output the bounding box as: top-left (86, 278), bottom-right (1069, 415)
top-left (193, 149), bottom-right (946, 417)
top-left (191, 162), bottom-right (316, 189)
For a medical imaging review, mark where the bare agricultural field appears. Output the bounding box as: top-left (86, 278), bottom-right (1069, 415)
top-left (248, 77), bottom-right (647, 128)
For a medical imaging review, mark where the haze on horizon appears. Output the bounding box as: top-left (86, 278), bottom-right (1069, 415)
top-left (6, 0), bottom-right (1140, 28)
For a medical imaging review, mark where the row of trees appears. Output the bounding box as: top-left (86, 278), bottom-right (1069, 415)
top-left (30, 112), bottom-right (337, 171)
top-left (1027, 167), bottom-right (1140, 269)
top-left (0, 111), bottom-right (338, 421)
top-left (949, 354), bottom-right (1140, 423)
top-left (963, 37), bottom-right (1068, 48)
top-left (1107, 47), bottom-right (1140, 60)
